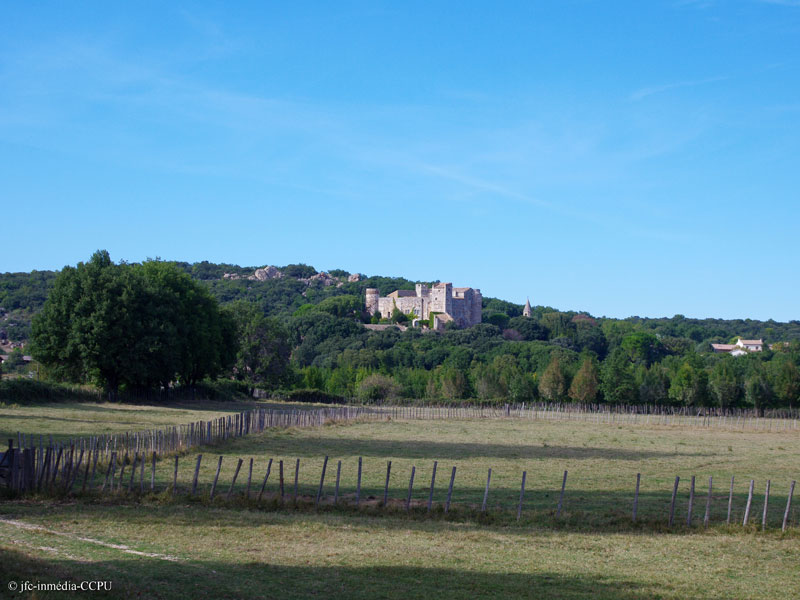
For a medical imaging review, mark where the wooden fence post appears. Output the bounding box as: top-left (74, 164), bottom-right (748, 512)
top-left (315, 456), bottom-right (328, 508)
top-left (557, 470), bottom-right (568, 518)
top-left (334, 460), bottom-right (341, 505)
top-left (687, 475), bottom-right (695, 527)
top-left (727, 476), bottom-right (735, 525)
top-left (482, 468), bottom-right (492, 513)
top-left (81, 450), bottom-right (92, 493)
top-left (633, 473), bottom-right (641, 522)
top-left (191, 455), bottom-right (203, 496)
top-left (356, 457), bottom-right (362, 507)
top-left (428, 461), bottom-right (438, 513)
top-left (210, 456), bottom-right (223, 500)
top-left (406, 466), bottom-right (416, 512)
top-left (783, 480), bottom-right (795, 533)
top-left (383, 461), bottom-right (392, 507)
top-left (279, 460), bottom-right (285, 502)
top-left (517, 471), bottom-right (527, 521)
top-left (246, 458), bottom-right (253, 499)
top-left (227, 458), bottom-right (244, 499)
top-left (704, 476), bottom-right (713, 528)
top-left (258, 458), bottom-right (273, 501)
top-left (743, 479), bottom-right (755, 525)
top-left (138, 451), bottom-right (145, 493)
top-left (150, 452), bottom-right (156, 492)
top-left (293, 459), bottom-right (300, 503)
top-left (762, 480), bottom-right (771, 530)
top-left (172, 455), bottom-right (179, 494)
top-left (445, 466), bottom-right (456, 514)
top-left (669, 476), bottom-right (680, 527)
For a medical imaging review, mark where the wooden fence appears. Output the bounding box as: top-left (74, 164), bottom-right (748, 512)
top-left (1, 443), bottom-right (796, 532)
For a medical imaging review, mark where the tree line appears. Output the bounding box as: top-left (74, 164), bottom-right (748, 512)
top-left (6, 252), bottom-right (800, 411)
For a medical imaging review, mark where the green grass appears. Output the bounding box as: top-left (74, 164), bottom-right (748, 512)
top-left (88, 418), bottom-right (797, 529)
top-left (1, 500), bottom-right (798, 599)
top-left (1, 409), bottom-right (799, 599)
top-left (0, 399), bottom-right (316, 443)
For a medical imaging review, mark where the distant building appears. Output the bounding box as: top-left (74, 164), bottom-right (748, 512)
top-left (711, 338), bottom-right (765, 356)
top-left (365, 283), bottom-right (482, 330)
top-left (522, 298), bottom-right (532, 318)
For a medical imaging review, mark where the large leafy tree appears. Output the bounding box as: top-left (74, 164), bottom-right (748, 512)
top-left (31, 251), bottom-right (235, 395)
top-left (229, 301), bottom-right (291, 393)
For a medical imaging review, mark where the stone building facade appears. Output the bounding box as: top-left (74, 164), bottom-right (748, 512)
top-left (365, 283), bottom-right (482, 329)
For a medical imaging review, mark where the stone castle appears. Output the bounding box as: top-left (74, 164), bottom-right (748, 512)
top-left (365, 283), bottom-right (482, 329)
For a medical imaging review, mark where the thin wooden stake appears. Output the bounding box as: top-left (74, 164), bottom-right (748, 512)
top-left (762, 480), bottom-right (771, 530)
top-left (210, 456), bottom-right (223, 500)
top-left (783, 480), bottom-right (795, 533)
top-left (445, 466), bottom-right (456, 514)
top-left (383, 461), bottom-right (392, 506)
top-left (315, 456), bottom-right (328, 508)
top-left (406, 466), bottom-right (416, 512)
top-left (139, 450), bottom-right (145, 493)
top-left (293, 459), bottom-right (300, 503)
top-left (687, 475), bottom-right (695, 527)
top-left (727, 476), bottom-right (735, 525)
top-left (704, 476), bottom-right (713, 528)
top-left (191, 454), bottom-right (203, 496)
top-left (246, 458), bottom-right (253, 499)
top-left (279, 460), bottom-right (285, 502)
top-left (517, 471), bottom-right (527, 521)
top-left (356, 457), bottom-right (362, 507)
top-left (743, 479), bottom-right (755, 525)
top-left (669, 476), bottom-right (680, 527)
top-left (557, 470), bottom-right (568, 518)
top-left (633, 473), bottom-right (641, 522)
top-left (482, 468), bottom-right (492, 513)
top-left (428, 461), bottom-right (438, 512)
top-left (172, 455), bottom-right (179, 494)
top-left (227, 458), bottom-right (244, 499)
top-left (334, 460), bottom-right (342, 505)
top-left (258, 458), bottom-right (273, 501)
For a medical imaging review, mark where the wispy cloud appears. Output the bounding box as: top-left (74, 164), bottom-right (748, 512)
top-left (757, 0), bottom-right (800, 6)
top-left (629, 76), bottom-right (728, 101)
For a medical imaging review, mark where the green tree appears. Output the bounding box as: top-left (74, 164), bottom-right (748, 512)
top-left (709, 358), bottom-right (741, 408)
top-left (568, 357), bottom-right (600, 403)
top-left (770, 356), bottom-right (800, 409)
top-left (745, 364), bottom-right (773, 416)
top-left (539, 354), bottom-right (568, 401)
top-left (600, 348), bottom-right (637, 404)
top-left (229, 301), bottom-right (291, 394)
top-left (668, 362), bottom-right (709, 407)
top-left (31, 251), bottom-right (235, 396)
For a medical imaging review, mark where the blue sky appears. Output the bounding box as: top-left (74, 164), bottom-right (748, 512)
top-left (2, 1), bottom-right (799, 321)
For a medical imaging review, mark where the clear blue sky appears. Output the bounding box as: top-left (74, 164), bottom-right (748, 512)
top-left (2, 1), bottom-right (799, 321)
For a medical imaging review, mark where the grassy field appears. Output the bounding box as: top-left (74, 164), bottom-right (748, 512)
top-left (1, 404), bottom-right (799, 599)
top-left (0, 399), bottom-right (314, 443)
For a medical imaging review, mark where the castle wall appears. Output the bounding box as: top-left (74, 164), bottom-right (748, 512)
top-left (369, 282), bottom-right (481, 327)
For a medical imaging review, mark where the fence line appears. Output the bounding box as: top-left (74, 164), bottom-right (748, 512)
top-left (2, 402), bottom-right (798, 497)
top-left (1, 445), bottom-right (796, 532)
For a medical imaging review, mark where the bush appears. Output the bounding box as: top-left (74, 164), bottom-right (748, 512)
top-left (357, 374), bottom-right (401, 403)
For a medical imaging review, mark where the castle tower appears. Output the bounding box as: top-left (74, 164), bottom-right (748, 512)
top-left (523, 298), bottom-right (532, 318)
top-left (365, 288), bottom-right (380, 315)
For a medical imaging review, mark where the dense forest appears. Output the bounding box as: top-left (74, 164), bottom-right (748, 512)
top-left (2, 254), bottom-right (799, 410)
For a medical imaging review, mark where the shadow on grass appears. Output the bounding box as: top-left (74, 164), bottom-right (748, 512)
top-left (220, 433), bottom-right (712, 461)
top-left (0, 546), bottom-right (696, 600)
top-left (5, 487), bottom-right (795, 537)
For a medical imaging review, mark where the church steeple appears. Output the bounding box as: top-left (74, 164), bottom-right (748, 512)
top-left (523, 297), bottom-right (532, 318)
